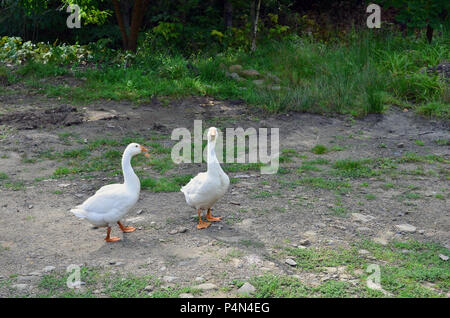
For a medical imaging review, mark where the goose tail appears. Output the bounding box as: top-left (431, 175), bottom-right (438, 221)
top-left (70, 207), bottom-right (88, 219)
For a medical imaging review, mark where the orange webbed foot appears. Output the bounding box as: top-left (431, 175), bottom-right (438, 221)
top-left (105, 236), bottom-right (121, 242)
top-left (197, 220), bottom-right (211, 229)
top-left (206, 209), bottom-right (222, 222)
top-left (118, 221), bottom-right (136, 233)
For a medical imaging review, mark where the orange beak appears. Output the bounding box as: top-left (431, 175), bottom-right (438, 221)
top-left (140, 145), bottom-right (150, 158)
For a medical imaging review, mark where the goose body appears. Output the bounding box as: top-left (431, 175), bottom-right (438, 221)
top-left (71, 143), bottom-right (149, 242)
top-left (181, 127), bottom-right (229, 229)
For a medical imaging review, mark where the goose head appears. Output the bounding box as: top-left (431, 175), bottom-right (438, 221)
top-left (125, 143), bottom-right (150, 158)
top-left (207, 127), bottom-right (218, 144)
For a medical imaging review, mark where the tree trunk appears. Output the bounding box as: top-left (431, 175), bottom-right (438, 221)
top-left (112, 0), bottom-right (129, 49)
top-left (113, 0), bottom-right (149, 52)
top-left (426, 24), bottom-right (433, 44)
top-left (251, 0), bottom-right (261, 51)
top-left (224, 0), bottom-right (233, 32)
top-left (128, 0), bottom-right (149, 52)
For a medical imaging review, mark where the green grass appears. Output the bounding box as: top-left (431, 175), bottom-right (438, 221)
top-left (294, 177), bottom-right (351, 193)
top-left (34, 266), bottom-right (201, 298)
top-left (141, 175), bottom-right (192, 192)
top-left (311, 144), bottom-right (329, 155)
top-left (0, 172), bottom-right (8, 180)
top-left (274, 239), bottom-right (449, 298)
top-left (5, 30), bottom-right (448, 118)
top-left (332, 159), bottom-right (378, 178)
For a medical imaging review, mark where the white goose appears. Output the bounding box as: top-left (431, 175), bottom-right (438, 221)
top-left (71, 143), bottom-right (149, 242)
top-left (181, 127), bottom-right (230, 229)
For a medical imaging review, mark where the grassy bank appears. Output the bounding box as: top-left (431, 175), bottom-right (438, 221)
top-left (1, 31), bottom-right (449, 118)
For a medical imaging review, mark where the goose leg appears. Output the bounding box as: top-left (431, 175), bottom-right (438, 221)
top-left (118, 221), bottom-right (136, 233)
top-left (197, 209), bottom-right (211, 229)
top-left (105, 227), bottom-right (121, 242)
top-left (206, 208), bottom-right (222, 222)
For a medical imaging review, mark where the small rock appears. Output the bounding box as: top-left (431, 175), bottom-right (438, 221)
top-left (299, 239), bottom-right (310, 246)
top-left (196, 283), bottom-right (217, 291)
top-left (285, 258), bottom-right (297, 266)
top-left (195, 277), bottom-right (205, 283)
top-left (136, 209), bottom-right (144, 215)
top-left (229, 65), bottom-right (243, 73)
top-left (395, 224), bottom-right (416, 233)
top-left (439, 254), bottom-right (449, 261)
top-left (252, 79), bottom-right (265, 86)
top-left (163, 276), bottom-right (178, 283)
top-left (266, 73), bottom-right (281, 83)
top-left (74, 193), bottom-right (84, 198)
top-left (397, 143), bottom-right (404, 148)
top-left (43, 266), bottom-right (56, 273)
top-left (17, 275), bottom-right (39, 283)
top-left (418, 230), bottom-right (425, 234)
top-left (28, 205), bottom-right (33, 209)
top-left (351, 213), bottom-right (375, 223)
top-left (179, 293), bottom-right (194, 298)
top-left (358, 249), bottom-right (371, 255)
top-left (177, 226), bottom-right (188, 233)
top-left (237, 282), bottom-right (256, 295)
top-left (169, 229), bottom-right (178, 235)
top-left (144, 285), bottom-right (154, 291)
top-left (373, 237), bottom-right (388, 246)
top-left (12, 284), bottom-right (28, 291)
top-left (240, 69), bottom-right (260, 78)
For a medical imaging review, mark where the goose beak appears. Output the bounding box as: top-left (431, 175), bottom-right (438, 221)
top-left (140, 145), bottom-right (150, 158)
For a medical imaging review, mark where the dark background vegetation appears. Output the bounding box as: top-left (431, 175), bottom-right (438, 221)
top-left (0, 0), bottom-right (449, 117)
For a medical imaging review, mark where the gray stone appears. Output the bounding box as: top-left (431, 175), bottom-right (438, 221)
top-left (17, 275), bottom-right (39, 283)
top-left (43, 266), bottom-right (56, 273)
top-left (299, 239), bottom-right (310, 246)
top-left (373, 237), bottom-right (388, 246)
top-left (144, 285), bottom-right (154, 291)
top-left (358, 249), bottom-right (371, 255)
top-left (285, 258), bottom-right (297, 266)
top-left (240, 69), bottom-right (260, 78)
top-left (196, 283), bottom-right (217, 291)
top-left (252, 79), bottom-right (265, 86)
top-left (237, 282), bottom-right (256, 295)
top-left (229, 65), bottom-right (243, 73)
top-left (163, 276), bottom-right (178, 283)
top-left (397, 143), bottom-right (404, 148)
top-left (195, 277), bottom-right (205, 283)
top-left (439, 254), bottom-right (449, 261)
top-left (351, 213), bottom-right (375, 223)
top-left (395, 224), bottom-right (416, 233)
top-left (12, 284), bottom-right (28, 291)
top-left (179, 293), bottom-right (194, 298)
top-left (266, 73), bottom-right (281, 83)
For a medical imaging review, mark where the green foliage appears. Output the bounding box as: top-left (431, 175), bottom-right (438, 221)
top-left (0, 36), bottom-right (92, 65)
top-left (382, 0), bottom-right (449, 31)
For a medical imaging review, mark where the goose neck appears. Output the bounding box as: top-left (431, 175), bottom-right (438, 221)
top-left (122, 151), bottom-right (140, 191)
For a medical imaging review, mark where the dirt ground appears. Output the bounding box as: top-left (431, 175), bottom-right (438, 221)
top-left (0, 88), bottom-right (449, 297)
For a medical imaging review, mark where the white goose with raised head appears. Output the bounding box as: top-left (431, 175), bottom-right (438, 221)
top-left (181, 127), bottom-right (230, 229)
top-left (71, 143), bottom-right (149, 242)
